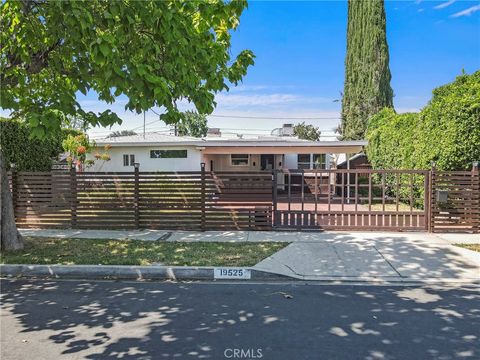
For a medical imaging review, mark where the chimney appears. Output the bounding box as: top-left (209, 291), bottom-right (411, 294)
top-left (207, 128), bottom-right (221, 137)
top-left (281, 123), bottom-right (294, 136)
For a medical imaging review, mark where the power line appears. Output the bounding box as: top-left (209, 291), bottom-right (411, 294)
top-left (208, 114), bottom-right (340, 120)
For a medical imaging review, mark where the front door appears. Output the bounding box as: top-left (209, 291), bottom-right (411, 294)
top-left (260, 154), bottom-right (275, 170)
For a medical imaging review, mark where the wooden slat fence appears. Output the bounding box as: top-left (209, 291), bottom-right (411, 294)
top-left (10, 169), bottom-right (273, 230)
top-left (430, 167), bottom-right (480, 233)
top-left (9, 166), bottom-right (479, 233)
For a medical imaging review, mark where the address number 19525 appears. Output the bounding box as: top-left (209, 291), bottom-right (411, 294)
top-left (214, 268), bottom-right (251, 279)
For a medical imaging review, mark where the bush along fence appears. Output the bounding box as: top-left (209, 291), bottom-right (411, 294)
top-left (8, 164), bottom-right (480, 233)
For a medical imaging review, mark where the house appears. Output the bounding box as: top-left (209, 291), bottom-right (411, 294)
top-left (88, 124), bottom-right (367, 173)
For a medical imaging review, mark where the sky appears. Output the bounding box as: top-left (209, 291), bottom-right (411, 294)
top-left (75, 1), bottom-right (479, 138)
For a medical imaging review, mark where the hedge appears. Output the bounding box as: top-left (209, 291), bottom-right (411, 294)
top-left (366, 71), bottom-right (480, 171)
top-left (0, 117), bottom-right (80, 171)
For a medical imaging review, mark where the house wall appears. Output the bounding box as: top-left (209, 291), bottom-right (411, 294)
top-left (87, 146), bottom-right (203, 172)
top-left (203, 154), bottom-right (261, 172)
top-left (87, 146), bottom-right (337, 172)
top-left (203, 154), bottom-right (286, 172)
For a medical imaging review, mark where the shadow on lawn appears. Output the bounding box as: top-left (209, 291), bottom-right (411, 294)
top-left (1, 279), bottom-right (479, 359)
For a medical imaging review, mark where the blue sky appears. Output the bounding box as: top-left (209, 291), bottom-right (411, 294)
top-left (79, 1), bottom-right (480, 138)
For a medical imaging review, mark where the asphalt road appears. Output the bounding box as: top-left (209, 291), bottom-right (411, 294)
top-left (1, 279), bottom-right (479, 360)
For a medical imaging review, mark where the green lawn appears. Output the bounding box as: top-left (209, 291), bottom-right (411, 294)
top-left (0, 237), bottom-right (286, 267)
top-left (455, 244), bottom-right (480, 252)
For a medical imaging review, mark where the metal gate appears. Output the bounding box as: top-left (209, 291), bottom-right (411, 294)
top-left (273, 169), bottom-right (429, 231)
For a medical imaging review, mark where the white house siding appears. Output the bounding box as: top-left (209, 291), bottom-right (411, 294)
top-left (203, 154), bottom-right (261, 172)
top-left (87, 146), bottom-right (203, 172)
top-left (202, 154), bottom-right (286, 172)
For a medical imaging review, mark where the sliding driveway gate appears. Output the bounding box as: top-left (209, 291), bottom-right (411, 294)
top-left (273, 169), bottom-right (430, 231)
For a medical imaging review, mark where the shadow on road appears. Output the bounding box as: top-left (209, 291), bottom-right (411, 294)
top-left (1, 279), bottom-right (479, 359)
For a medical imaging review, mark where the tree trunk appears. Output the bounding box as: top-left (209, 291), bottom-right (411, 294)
top-left (0, 150), bottom-right (24, 251)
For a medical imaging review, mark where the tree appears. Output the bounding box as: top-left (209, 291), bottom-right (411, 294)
top-left (107, 130), bottom-right (138, 138)
top-left (340, 0), bottom-right (394, 140)
top-left (0, 0), bottom-right (254, 251)
top-left (293, 122), bottom-right (321, 141)
top-left (177, 111), bottom-right (208, 138)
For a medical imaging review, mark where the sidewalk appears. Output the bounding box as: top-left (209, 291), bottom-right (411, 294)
top-left (18, 228), bottom-right (480, 283)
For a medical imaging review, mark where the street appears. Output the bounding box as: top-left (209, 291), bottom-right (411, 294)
top-left (1, 279), bottom-right (479, 360)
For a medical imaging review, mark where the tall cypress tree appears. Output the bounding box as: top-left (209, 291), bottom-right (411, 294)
top-left (341, 0), bottom-right (394, 140)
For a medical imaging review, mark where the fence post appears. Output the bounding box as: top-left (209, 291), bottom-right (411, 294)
top-left (472, 161), bottom-right (479, 233)
top-left (134, 163), bottom-right (140, 229)
top-left (70, 165), bottom-right (77, 228)
top-left (200, 162), bottom-right (206, 231)
top-left (10, 163), bottom-right (17, 220)
top-left (272, 170), bottom-right (278, 227)
top-left (425, 169), bottom-right (431, 232)
top-left (428, 163), bottom-right (436, 233)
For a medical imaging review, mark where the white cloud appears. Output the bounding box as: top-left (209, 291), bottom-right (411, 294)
top-left (214, 92), bottom-right (335, 109)
top-left (434, 0), bottom-right (456, 10)
top-left (214, 93), bottom-right (299, 107)
top-left (451, 4), bottom-right (480, 17)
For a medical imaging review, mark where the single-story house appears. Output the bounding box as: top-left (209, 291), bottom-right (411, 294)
top-left (87, 125), bottom-right (367, 173)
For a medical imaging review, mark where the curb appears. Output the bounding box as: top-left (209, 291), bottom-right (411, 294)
top-left (0, 264), bottom-right (289, 282)
top-left (2, 265), bottom-right (479, 286)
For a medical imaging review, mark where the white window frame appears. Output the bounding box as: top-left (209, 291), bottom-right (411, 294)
top-left (150, 149), bottom-right (188, 159)
top-left (123, 154), bottom-right (135, 166)
top-left (231, 154), bottom-right (250, 166)
top-left (312, 154), bottom-right (327, 169)
top-left (297, 154), bottom-right (328, 170)
top-left (297, 154), bottom-right (311, 170)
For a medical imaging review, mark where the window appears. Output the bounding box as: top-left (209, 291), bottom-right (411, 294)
top-left (123, 154), bottom-right (135, 166)
top-left (150, 150), bottom-right (188, 158)
top-left (231, 154), bottom-right (249, 166)
top-left (297, 154), bottom-right (311, 170)
top-left (297, 154), bottom-right (328, 169)
top-left (313, 154), bottom-right (327, 169)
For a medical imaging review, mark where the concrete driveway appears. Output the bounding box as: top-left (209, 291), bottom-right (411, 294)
top-left (254, 232), bottom-right (480, 283)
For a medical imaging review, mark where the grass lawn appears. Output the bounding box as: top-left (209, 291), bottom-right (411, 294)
top-left (455, 244), bottom-right (480, 252)
top-left (0, 237), bottom-right (286, 267)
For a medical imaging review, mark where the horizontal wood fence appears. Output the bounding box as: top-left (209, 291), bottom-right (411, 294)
top-left (430, 168), bottom-right (480, 233)
top-left (10, 169), bottom-right (273, 231)
top-left (8, 166), bottom-right (479, 233)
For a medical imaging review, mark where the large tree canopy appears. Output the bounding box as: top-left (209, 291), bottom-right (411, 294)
top-left (0, 0), bottom-right (254, 252)
top-left (341, 0), bottom-right (394, 140)
top-left (1, 0), bottom-right (254, 136)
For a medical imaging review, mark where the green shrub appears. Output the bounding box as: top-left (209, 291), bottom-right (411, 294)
top-left (366, 71), bottom-right (480, 171)
top-left (0, 117), bottom-right (80, 171)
